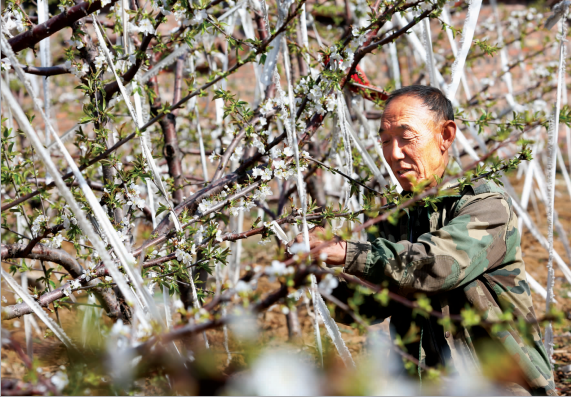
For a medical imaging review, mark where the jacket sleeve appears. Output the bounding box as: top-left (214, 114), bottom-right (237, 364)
top-left (344, 192), bottom-right (512, 297)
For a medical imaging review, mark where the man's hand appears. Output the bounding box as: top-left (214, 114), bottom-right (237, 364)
top-left (287, 226), bottom-right (347, 267)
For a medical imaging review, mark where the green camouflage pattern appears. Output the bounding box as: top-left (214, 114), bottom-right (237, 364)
top-left (343, 170), bottom-right (556, 395)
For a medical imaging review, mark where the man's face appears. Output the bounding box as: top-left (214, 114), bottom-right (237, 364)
top-left (379, 95), bottom-right (455, 191)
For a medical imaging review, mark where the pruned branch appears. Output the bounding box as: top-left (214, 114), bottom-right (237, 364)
top-left (2, 0), bottom-right (118, 56)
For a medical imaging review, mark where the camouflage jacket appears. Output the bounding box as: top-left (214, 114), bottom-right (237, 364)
top-left (342, 174), bottom-right (556, 395)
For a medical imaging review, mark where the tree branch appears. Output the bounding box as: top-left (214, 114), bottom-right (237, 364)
top-left (2, 0), bottom-right (118, 56)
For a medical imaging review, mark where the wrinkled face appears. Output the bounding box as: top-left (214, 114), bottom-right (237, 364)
top-left (380, 95), bottom-right (456, 191)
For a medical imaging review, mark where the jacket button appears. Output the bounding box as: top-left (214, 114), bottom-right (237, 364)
top-left (445, 331), bottom-right (451, 338)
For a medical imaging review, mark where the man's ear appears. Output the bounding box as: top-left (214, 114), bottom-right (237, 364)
top-left (440, 120), bottom-right (457, 152)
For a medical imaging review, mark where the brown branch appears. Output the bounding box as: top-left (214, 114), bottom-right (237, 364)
top-left (1, 244), bottom-right (121, 319)
top-left (3, 0), bottom-right (118, 56)
top-left (1, 276), bottom-right (119, 320)
top-left (172, 54), bottom-right (185, 116)
top-left (102, 32), bottom-right (154, 101)
top-left (2, 243), bottom-right (83, 278)
top-left (210, 131), bottom-right (247, 182)
top-left (148, 75), bottom-right (185, 205)
top-left (16, 63), bottom-right (70, 76)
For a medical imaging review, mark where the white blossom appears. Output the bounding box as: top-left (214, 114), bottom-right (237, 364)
top-left (230, 146), bottom-right (244, 162)
top-left (4, 10), bottom-right (26, 34)
top-left (31, 215), bottom-right (48, 236)
top-left (1, 59), bottom-right (12, 72)
top-left (198, 198), bottom-right (218, 214)
top-left (251, 135), bottom-right (266, 154)
top-left (94, 50), bottom-right (107, 70)
top-left (308, 86), bottom-right (323, 101)
top-left (229, 206), bottom-right (241, 217)
top-left (273, 160), bottom-right (286, 170)
top-left (318, 273), bottom-right (339, 294)
top-left (264, 260), bottom-right (293, 281)
top-left (289, 242), bottom-right (308, 254)
top-left (235, 280), bottom-right (252, 293)
top-left (175, 249), bottom-right (193, 265)
top-left (111, 319), bottom-right (130, 336)
top-left (252, 167), bottom-right (272, 181)
top-left (253, 185), bottom-right (273, 201)
top-left (45, 233), bottom-right (64, 249)
top-left (190, 10), bottom-right (207, 25)
top-left (51, 371), bottom-right (69, 392)
top-left (341, 48), bottom-right (355, 69)
top-left (270, 146), bottom-right (281, 159)
top-left (70, 279), bottom-right (82, 291)
top-left (136, 18), bottom-right (156, 35)
top-left (260, 100), bottom-right (274, 115)
top-left (125, 183), bottom-right (146, 210)
top-left (325, 96), bottom-right (336, 112)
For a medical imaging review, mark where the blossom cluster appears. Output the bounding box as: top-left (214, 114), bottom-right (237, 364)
top-left (2, 8), bottom-right (27, 36)
top-left (130, 18), bottom-right (156, 35)
top-left (506, 8), bottom-right (544, 33)
top-left (31, 215), bottom-right (49, 237)
top-left (175, 246), bottom-right (196, 265)
top-left (198, 197), bottom-right (220, 214)
top-left (116, 217), bottom-right (135, 243)
top-left (252, 167), bottom-right (273, 181)
top-left (61, 205), bottom-right (78, 230)
top-left (65, 60), bottom-right (89, 78)
top-left (117, 183), bottom-right (147, 210)
top-left (172, 5), bottom-right (208, 27)
top-left (168, 236), bottom-right (197, 266)
top-left (63, 278), bottom-right (83, 297)
top-left (264, 260), bottom-right (294, 282)
top-left (109, 318), bottom-right (152, 347)
top-left (293, 75), bottom-right (337, 118)
top-left (44, 232), bottom-right (65, 249)
top-left (318, 273), bottom-right (339, 294)
top-left (249, 133), bottom-right (267, 154)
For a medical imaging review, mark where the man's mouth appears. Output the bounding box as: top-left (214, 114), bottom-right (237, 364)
top-left (396, 169), bottom-right (413, 177)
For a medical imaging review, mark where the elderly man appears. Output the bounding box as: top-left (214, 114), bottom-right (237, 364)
top-left (294, 86), bottom-right (556, 395)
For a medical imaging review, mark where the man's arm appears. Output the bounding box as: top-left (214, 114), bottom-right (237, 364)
top-left (344, 192), bottom-right (512, 297)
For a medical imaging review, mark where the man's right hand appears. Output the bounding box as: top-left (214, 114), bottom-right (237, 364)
top-left (287, 226), bottom-right (347, 267)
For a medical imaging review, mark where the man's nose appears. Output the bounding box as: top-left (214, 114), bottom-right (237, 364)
top-left (384, 139), bottom-right (406, 162)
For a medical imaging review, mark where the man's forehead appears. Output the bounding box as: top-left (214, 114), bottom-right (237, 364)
top-left (380, 96), bottom-right (435, 132)
top-left (379, 122), bottom-right (413, 134)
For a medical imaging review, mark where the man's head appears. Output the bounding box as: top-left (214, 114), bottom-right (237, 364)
top-left (380, 85), bottom-right (457, 191)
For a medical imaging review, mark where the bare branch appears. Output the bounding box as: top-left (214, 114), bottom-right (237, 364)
top-left (2, 0), bottom-right (118, 56)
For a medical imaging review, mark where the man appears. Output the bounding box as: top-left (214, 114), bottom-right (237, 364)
top-left (292, 86), bottom-right (556, 395)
